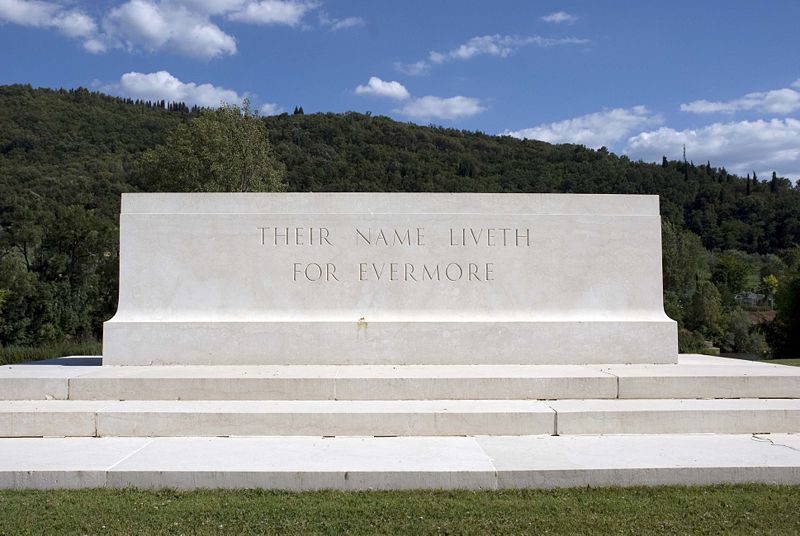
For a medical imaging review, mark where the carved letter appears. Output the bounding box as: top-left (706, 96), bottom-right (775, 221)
top-left (393, 229), bottom-right (411, 246)
top-left (423, 264), bottom-right (440, 281)
top-left (376, 229), bottom-right (388, 246)
top-left (487, 228), bottom-right (496, 247)
top-left (320, 228), bottom-right (332, 246)
top-left (372, 263), bottom-right (386, 280)
top-left (445, 263), bottom-right (463, 281)
top-left (469, 228), bottom-right (483, 246)
top-left (516, 228), bottom-right (530, 247)
top-left (275, 227), bottom-right (288, 246)
top-left (469, 263), bottom-right (480, 281)
top-left (305, 263), bottom-right (323, 281)
top-left (326, 263), bottom-right (339, 282)
top-left (449, 228), bottom-right (458, 246)
top-left (356, 228), bottom-right (370, 245)
top-left (404, 263), bottom-right (417, 281)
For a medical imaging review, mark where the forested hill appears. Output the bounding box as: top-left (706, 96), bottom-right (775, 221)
top-left (1, 84), bottom-right (800, 355)
top-left (3, 84), bottom-right (799, 254)
top-left (268, 112), bottom-right (800, 255)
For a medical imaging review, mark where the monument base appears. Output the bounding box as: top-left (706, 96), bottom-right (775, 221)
top-left (2, 354), bottom-right (799, 489)
top-left (103, 319), bottom-right (677, 365)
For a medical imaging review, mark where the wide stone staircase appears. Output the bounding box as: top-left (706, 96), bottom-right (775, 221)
top-left (1, 354), bottom-right (800, 489)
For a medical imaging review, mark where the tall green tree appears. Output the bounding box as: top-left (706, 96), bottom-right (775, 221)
top-left (766, 273), bottom-right (800, 358)
top-left (139, 99), bottom-right (286, 192)
top-left (685, 280), bottom-right (724, 341)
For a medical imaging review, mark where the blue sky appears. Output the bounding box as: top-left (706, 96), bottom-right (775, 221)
top-left (1, 0), bottom-right (799, 178)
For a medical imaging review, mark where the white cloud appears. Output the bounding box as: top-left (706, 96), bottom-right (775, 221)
top-left (177, 0), bottom-right (248, 15)
top-left (354, 77), bottom-right (410, 101)
top-left (541, 11), bottom-right (576, 24)
top-left (396, 96), bottom-right (485, 121)
top-left (431, 34), bottom-right (588, 63)
top-left (111, 71), bottom-right (244, 108)
top-left (52, 9), bottom-right (96, 38)
top-left (681, 83), bottom-right (800, 115)
top-left (102, 0), bottom-right (237, 58)
top-left (83, 37), bottom-right (106, 53)
top-left (318, 11), bottom-right (363, 30)
top-left (0, 0), bottom-right (56, 26)
top-left (228, 0), bottom-right (317, 26)
top-left (104, 1), bottom-right (170, 50)
top-left (1, 0), bottom-right (321, 58)
top-left (626, 118), bottom-right (800, 179)
top-left (259, 102), bottom-right (283, 115)
top-left (397, 33), bottom-right (588, 75)
top-left (393, 60), bottom-right (430, 76)
top-left (328, 16), bottom-right (362, 30)
top-left (505, 106), bottom-right (663, 148)
top-left (0, 0), bottom-right (97, 45)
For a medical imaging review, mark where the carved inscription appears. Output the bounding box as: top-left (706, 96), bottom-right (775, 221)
top-left (257, 226), bottom-right (531, 283)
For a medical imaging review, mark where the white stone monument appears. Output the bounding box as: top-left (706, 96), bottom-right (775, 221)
top-left (3, 192), bottom-right (800, 490)
top-left (103, 193), bottom-right (677, 365)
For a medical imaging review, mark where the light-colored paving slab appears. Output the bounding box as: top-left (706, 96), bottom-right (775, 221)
top-left (66, 364), bottom-right (616, 400)
top-left (69, 365), bottom-right (341, 400)
top-left (0, 360), bottom-right (100, 400)
top-left (549, 398), bottom-right (800, 435)
top-left (593, 355), bottom-right (800, 399)
top-left (332, 365), bottom-right (616, 400)
top-left (477, 434), bottom-right (800, 488)
top-left (2, 434), bottom-right (799, 490)
top-left (0, 401), bottom-right (112, 437)
top-left (95, 400), bottom-right (555, 437)
top-left (3, 355), bottom-right (799, 402)
top-left (107, 436), bottom-right (497, 490)
top-left (0, 437), bottom-right (151, 489)
top-left (4, 398), bottom-right (800, 437)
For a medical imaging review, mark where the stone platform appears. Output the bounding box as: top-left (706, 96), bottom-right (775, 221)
top-left (2, 354), bottom-right (799, 489)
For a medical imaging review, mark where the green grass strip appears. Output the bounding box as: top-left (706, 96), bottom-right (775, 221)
top-left (0, 341), bottom-right (101, 366)
top-left (1, 485), bottom-right (798, 535)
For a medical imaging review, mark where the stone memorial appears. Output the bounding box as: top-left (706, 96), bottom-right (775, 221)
top-left (103, 193), bottom-right (677, 365)
top-left (3, 192), bottom-right (799, 491)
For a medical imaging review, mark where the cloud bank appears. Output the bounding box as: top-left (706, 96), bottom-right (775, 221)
top-left (353, 76), bottom-right (484, 121)
top-left (354, 77), bottom-right (410, 101)
top-left (541, 11), bottom-right (576, 24)
top-left (681, 80), bottom-right (800, 115)
top-left (627, 118), bottom-right (800, 178)
top-left (110, 70), bottom-right (244, 107)
top-left (396, 33), bottom-right (588, 75)
top-left (505, 106), bottom-right (662, 148)
top-left (0, 0), bottom-right (361, 58)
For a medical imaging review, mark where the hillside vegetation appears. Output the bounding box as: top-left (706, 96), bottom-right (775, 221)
top-left (1, 84), bottom-right (799, 356)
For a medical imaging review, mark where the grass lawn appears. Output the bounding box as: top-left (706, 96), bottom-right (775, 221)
top-left (0, 340), bottom-right (101, 366)
top-left (769, 358), bottom-right (800, 367)
top-left (1, 485), bottom-right (799, 535)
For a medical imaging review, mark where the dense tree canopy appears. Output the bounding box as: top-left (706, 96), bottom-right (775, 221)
top-left (138, 100), bottom-right (286, 192)
top-left (1, 84), bottom-right (799, 354)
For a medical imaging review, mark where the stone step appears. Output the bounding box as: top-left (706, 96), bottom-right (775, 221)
top-left (550, 398), bottom-right (800, 435)
top-left (3, 399), bottom-right (800, 438)
top-left (3, 355), bottom-right (800, 401)
top-left (1, 434), bottom-right (799, 490)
